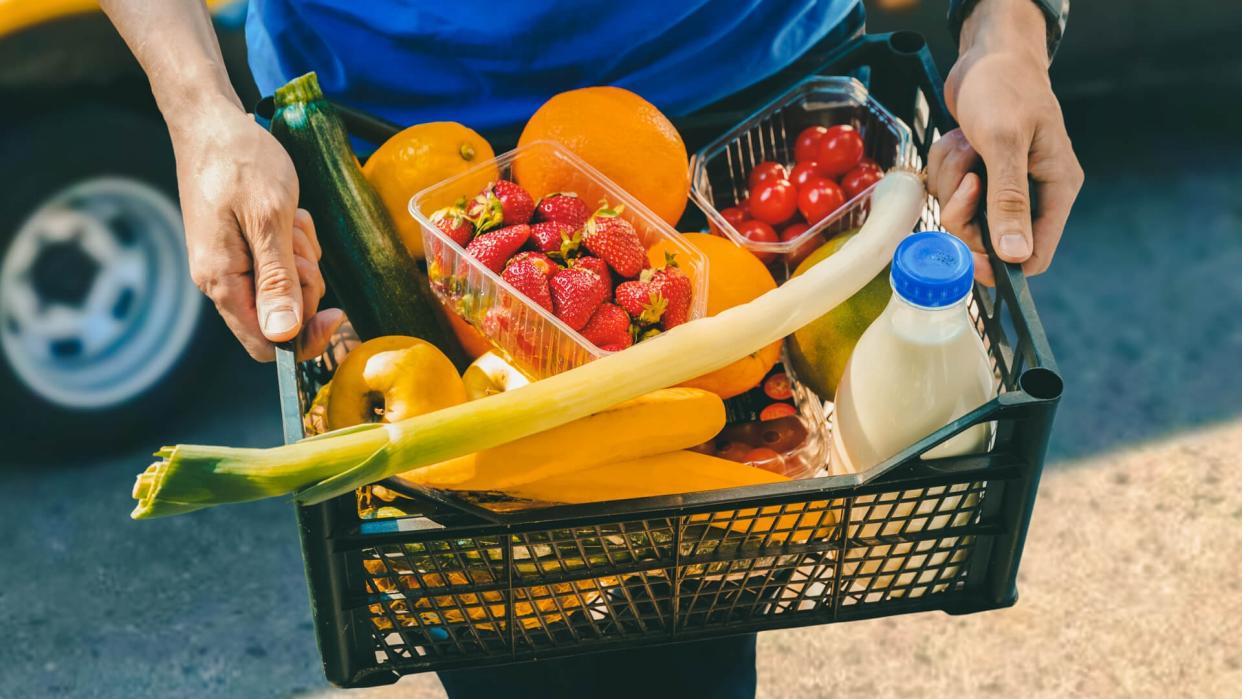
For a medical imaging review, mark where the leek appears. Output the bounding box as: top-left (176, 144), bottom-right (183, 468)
top-left (131, 170), bottom-right (925, 519)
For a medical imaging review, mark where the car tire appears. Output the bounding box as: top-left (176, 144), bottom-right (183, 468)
top-left (0, 104), bottom-right (222, 462)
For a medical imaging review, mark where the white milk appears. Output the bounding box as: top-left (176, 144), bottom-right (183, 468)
top-left (829, 231), bottom-right (996, 598)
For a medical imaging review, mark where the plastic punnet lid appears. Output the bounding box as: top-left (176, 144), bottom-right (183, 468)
top-left (890, 231), bottom-right (974, 307)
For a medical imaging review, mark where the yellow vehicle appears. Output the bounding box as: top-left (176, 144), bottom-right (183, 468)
top-left (0, 1), bottom-right (251, 457)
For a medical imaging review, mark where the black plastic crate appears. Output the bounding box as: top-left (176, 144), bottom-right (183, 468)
top-left (274, 33), bottom-right (1062, 688)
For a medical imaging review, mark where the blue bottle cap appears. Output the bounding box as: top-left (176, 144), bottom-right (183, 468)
top-left (890, 231), bottom-right (974, 308)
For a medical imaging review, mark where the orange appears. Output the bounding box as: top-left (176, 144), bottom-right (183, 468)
top-left (647, 233), bottom-right (781, 399)
top-left (516, 86), bottom-right (689, 226)
top-left (363, 122), bottom-right (497, 259)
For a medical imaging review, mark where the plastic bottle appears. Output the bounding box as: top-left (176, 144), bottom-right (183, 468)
top-left (829, 230), bottom-right (996, 598)
top-left (831, 230), bottom-right (995, 477)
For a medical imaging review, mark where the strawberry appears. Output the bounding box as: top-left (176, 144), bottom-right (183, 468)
top-left (430, 206), bottom-right (474, 247)
top-left (506, 251), bottom-right (559, 276)
top-left (648, 259), bottom-right (692, 329)
top-left (572, 256), bottom-right (612, 304)
top-left (614, 279), bottom-right (666, 326)
top-left (465, 223), bottom-right (529, 273)
top-left (549, 267), bottom-right (605, 330)
top-left (467, 180), bottom-right (534, 232)
top-left (534, 192), bottom-right (590, 229)
top-left (502, 258), bottom-right (554, 312)
top-left (583, 204), bottom-right (646, 278)
top-left (580, 303), bottom-right (633, 350)
top-left (529, 220), bottom-right (580, 257)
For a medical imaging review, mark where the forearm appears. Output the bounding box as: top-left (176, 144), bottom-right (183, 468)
top-left (99, 0), bottom-right (243, 136)
top-left (958, 0), bottom-right (1051, 67)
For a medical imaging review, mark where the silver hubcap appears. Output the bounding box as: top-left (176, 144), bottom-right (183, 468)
top-left (0, 177), bottom-right (201, 409)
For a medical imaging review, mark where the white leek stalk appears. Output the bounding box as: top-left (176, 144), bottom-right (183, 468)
top-left (131, 170), bottom-right (925, 519)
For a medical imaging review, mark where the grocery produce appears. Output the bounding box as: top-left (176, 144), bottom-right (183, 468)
top-left (841, 160), bottom-right (883, 199)
top-left (793, 125), bottom-right (829, 163)
top-left (464, 223), bottom-right (529, 272)
top-left (362, 121), bottom-right (497, 259)
top-left (797, 176), bottom-right (846, 224)
top-left (749, 178), bottom-right (798, 225)
top-left (269, 73), bottom-right (461, 359)
top-left (815, 124), bottom-right (865, 178)
top-left (501, 257), bottom-right (554, 312)
top-left (529, 220), bottom-right (578, 255)
top-left (325, 336), bottom-right (467, 430)
top-left (715, 122), bottom-right (885, 267)
top-left (533, 192), bottom-right (590, 229)
top-left (429, 207), bottom-right (473, 247)
top-left (129, 169), bottom-right (923, 518)
top-left (400, 387), bottom-right (724, 492)
top-left (503, 451), bottom-right (833, 540)
top-left (549, 266), bottom-right (607, 330)
top-left (583, 205), bottom-right (646, 277)
top-left (580, 303), bottom-right (633, 351)
top-left (435, 175), bottom-right (686, 354)
top-left (737, 220), bottom-right (779, 263)
top-left (780, 221), bottom-right (817, 267)
top-left (786, 227), bottom-right (890, 400)
top-left (515, 86), bottom-right (689, 225)
top-left (747, 161), bottom-right (788, 190)
top-left (467, 179), bottom-right (535, 231)
top-left (650, 233), bottom-right (780, 399)
top-left (461, 351), bottom-right (530, 400)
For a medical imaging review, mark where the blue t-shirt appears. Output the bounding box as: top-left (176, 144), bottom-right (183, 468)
top-left (246, 0), bottom-right (860, 131)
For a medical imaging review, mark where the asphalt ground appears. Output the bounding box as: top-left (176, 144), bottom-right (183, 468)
top-left (2, 92), bottom-right (1240, 698)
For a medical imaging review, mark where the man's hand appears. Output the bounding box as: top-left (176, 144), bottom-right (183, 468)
top-left (100, 0), bottom-right (342, 360)
top-left (928, 0), bottom-right (1083, 285)
top-left (171, 103), bottom-right (339, 360)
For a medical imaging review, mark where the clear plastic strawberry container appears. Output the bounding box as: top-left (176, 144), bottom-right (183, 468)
top-left (410, 140), bottom-right (709, 379)
top-left (689, 76), bottom-right (914, 275)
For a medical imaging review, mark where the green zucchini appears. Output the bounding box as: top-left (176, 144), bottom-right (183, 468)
top-left (270, 72), bottom-right (464, 365)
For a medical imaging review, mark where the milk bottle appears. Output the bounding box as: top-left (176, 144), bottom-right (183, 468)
top-left (832, 230), bottom-right (995, 476)
top-left (830, 230), bottom-right (995, 598)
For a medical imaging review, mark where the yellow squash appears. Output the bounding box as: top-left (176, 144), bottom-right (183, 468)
top-left (508, 450), bottom-right (836, 542)
top-left (396, 387), bottom-right (724, 491)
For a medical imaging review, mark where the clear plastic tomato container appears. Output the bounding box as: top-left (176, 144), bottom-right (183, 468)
top-left (410, 140), bottom-right (709, 379)
top-left (689, 76), bottom-right (913, 276)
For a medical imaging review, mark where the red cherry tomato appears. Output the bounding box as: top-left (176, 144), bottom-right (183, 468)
top-left (856, 157), bottom-right (881, 172)
top-left (816, 125), bottom-right (865, 178)
top-left (747, 161), bottom-right (789, 190)
top-left (737, 219), bottom-right (779, 263)
top-left (789, 161), bottom-right (825, 190)
top-left (712, 205), bottom-right (748, 235)
top-left (841, 164), bottom-right (883, 199)
top-left (798, 177), bottom-right (846, 225)
top-left (794, 125), bottom-right (829, 163)
top-left (780, 222), bottom-right (819, 267)
top-left (745, 446), bottom-right (787, 473)
top-left (748, 179), bottom-right (797, 225)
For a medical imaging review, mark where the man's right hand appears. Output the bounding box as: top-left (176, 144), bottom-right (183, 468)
top-left (171, 103), bottom-right (341, 361)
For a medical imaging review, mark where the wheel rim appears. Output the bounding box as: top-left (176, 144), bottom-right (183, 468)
top-left (0, 177), bottom-right (201, 409)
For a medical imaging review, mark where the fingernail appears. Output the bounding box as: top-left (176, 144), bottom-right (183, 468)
top-left (998, 234), bottom-right (1030, 259)
top-left (264, 309), bottom-right (298, 335)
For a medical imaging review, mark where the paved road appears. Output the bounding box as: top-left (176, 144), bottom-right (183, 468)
top-left (2, 94), bottom-right (1240, 698)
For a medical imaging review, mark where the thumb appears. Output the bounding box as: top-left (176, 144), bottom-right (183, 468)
top-left (979, 133), bottom-right (1035, 263)
top-left (246, 211), bottom-right (304, 342)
